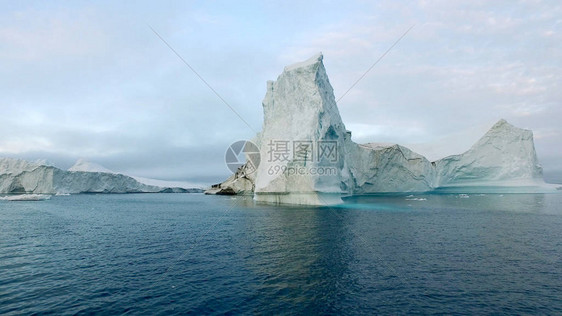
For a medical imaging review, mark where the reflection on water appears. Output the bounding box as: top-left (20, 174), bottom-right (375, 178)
top-left (225, 193), bottom-right (562, 313)
top-left (228, 199), bottom-right (360, 313)
top-left (343, 193), bottom-right (560, 214)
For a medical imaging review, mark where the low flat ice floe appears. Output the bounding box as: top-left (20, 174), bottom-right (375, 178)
top-left (0, 194), bottom-right (51, 201)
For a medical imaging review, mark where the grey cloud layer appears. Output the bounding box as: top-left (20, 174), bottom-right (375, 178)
top-left (1, 1), bottom-right (560, 183)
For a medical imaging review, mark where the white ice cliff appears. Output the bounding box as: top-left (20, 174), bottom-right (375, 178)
top-left (346, 142), bottom-right (436, 194)
top-left (207, 53), bottom-right (556, 205)
top-left (253, 53), bottom-right (350, 205)
top-left (0, 158), bottom-right (200, 194)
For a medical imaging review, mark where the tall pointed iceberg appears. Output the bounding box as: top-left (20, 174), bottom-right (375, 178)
top-left (253, 53), bottom-right (350, 205)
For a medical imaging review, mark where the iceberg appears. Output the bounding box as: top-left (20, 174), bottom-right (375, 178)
top-left (207, 53), bottom-right (557, 205)
top-left (68, 159), bottom-right (204, 192)
top-left (432, 119), bottom-right (552, 193)
top-left (0, 158), bottom-right (203, 194)
top-left (435, 119), bottom-right (543, 187)
top-left (252, 53), bottom-right (349, 205)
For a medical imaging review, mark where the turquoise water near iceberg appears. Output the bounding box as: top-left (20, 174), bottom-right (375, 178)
top-left (1, 193), bottom-right (561, 314)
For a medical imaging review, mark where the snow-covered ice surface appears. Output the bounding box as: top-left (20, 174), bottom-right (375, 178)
top-left (68, 159), bottom-right (114, 174)
top-left (131, 176), bottom-right (204, 191)
top-left (208, 53), bottom-right (559, 205)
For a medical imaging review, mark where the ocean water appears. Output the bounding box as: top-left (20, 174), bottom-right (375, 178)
top-left (1, 193), bottom-right (561, 315)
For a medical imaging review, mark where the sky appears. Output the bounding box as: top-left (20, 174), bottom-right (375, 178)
top-left (1, 0), bottom-right (561, 184)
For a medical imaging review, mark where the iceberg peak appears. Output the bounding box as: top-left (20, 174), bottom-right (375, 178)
top-left (493, 118), bottom-right (509, 127)
top-left (487, 119), bottom-right (526, 135)
top-left (68, 159), bottom-right (114, 174)
top-left (284, 52), bottom-right (323, 71)
top-left (473, 119), bottom-right (534, 151)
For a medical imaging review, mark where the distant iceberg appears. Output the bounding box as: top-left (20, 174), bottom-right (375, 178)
top-left (207, 53), bottom-right (559, 205)
top-left (0, 158), bottom-right (203, 195)
top-left (68, 159), bottom-right (204, 191)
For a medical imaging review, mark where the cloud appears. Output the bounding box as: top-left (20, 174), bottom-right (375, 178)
top-left (1, 0), bottom-right (561, 185)
top-left (0, 3), bottom-right (262, 165)
top-left (276, 0), bottom-right (562, 173)
top-left (0, 8), bottom-right (108, 61)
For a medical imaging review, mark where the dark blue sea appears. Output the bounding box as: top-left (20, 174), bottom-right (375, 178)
top-left (1, 193), bottom-right (562, 315)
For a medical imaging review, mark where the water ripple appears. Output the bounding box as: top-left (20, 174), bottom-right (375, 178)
top-left (1, 193), bottom-right (561, 314)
